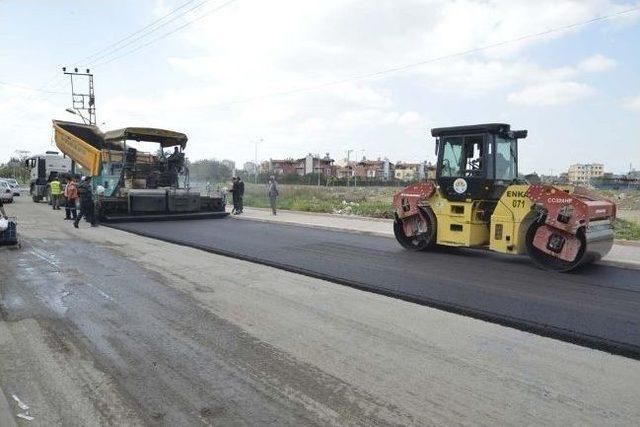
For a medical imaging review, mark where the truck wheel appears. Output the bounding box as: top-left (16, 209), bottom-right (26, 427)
top-left (394, 207), bottom-right (437, 251)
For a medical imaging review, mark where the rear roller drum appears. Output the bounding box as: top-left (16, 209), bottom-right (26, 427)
top-left (394, 207), bottom-right (437, 251)
top-left (525, 220), bottom-right (587, 272)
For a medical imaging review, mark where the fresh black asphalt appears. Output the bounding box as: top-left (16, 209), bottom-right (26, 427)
top-left (110, 217), bottom-right (640, 359)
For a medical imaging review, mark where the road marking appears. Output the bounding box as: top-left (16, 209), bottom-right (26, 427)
top-left (86, 283), bottom-right (114, 301)
top-left (28, 248), bottom-right (60, 272)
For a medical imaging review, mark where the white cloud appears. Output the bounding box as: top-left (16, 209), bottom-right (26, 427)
top-left (624, 95), bottom-right (640, 110)
top-left (3, 0), bottom-right (637, 172)
top-left (578, 54), bottom-right (617, 72)
top-left (507, 81), bottom-right (595, 106)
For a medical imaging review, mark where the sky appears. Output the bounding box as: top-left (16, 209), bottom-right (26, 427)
top-left (0, 0), bottom-right (639, 174)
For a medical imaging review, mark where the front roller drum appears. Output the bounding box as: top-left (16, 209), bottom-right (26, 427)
top-left (525, 220), bottom-right (614, 272)
top-left (394, 207), bottom-right (437, 251)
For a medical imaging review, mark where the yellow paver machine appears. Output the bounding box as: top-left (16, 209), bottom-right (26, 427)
top-left (53, 120), bottom-right (227, 222)
top-left (392, 124), bottom-right (616, 271)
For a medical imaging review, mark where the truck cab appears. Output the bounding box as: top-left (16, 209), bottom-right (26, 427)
top-left (25, 152), bottom-right (73, 202)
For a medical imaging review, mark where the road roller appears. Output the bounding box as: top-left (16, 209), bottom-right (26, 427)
top-left (392, 123), bottom-right (616, 272)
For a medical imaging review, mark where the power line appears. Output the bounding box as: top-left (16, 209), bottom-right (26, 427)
top-left (92, 0), bottom-right (238, 69)
top-left (13, 0), bottom-right (217, 106)
top-left (73, 0), bottom-right (203, 65)
top-left (3, 0), bottom-right (223, 117)
top-left (189, 5), bottom-right (640, 110)
top-left (83, 0), bottom-right (217, 67)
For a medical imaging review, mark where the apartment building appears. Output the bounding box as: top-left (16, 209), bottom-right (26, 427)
top-left (567, 163), bottom-right (604, 184)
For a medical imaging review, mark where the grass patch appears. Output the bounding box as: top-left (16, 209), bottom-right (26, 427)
top-left (613, 218), bottom-right (640, 241)
top-left (242, 183), bottom-right (396, 218)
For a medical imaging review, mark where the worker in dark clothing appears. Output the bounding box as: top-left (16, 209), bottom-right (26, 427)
top-left (229, 177), bottom-right (240, 214)
top-left (167, 146), bottom-right (180, 162)
top-left (236, 177), bottom-right (245, 214)
top-left (74, 176), bottom-right (96, 228)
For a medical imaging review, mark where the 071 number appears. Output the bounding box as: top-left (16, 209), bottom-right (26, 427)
top-left (512, 199), bottom-right (526, 208)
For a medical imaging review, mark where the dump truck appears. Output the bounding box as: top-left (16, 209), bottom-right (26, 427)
top-left (25, 151), bottom-right (73, 202)
top-left (392, 123), bottom-right (616, 271)
top-left (52, 120), bottom-right (227, 222)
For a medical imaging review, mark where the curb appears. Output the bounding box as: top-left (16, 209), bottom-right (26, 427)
top-left (241, 207), bottom-right (394, 223)
top-left (230, 214), bottom-right (392, 239)
top-left (231, 214), bottom-right (640, 271)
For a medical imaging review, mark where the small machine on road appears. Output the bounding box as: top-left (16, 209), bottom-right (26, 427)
top-left (392, 123), bottom-right (616, 271)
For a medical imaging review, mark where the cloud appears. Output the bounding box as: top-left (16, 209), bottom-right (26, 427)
top-left (507, 81), bottom-right (595, 106)
top-left (624, 95), bottom-right (640, 110)
top-left (578, 54), bottom-right (617, 73)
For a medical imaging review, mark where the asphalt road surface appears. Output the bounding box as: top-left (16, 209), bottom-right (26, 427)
top-left (2, 232), bottom-right (399, 425)
top-left (111, 217), bottom-right (640, 358)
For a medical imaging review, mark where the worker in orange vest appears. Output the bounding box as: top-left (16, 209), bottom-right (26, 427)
top-left (64, 176), bottom-right (78, 221)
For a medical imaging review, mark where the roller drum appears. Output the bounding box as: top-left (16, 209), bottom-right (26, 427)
top-left (526, 219), bottom-right (614, 272)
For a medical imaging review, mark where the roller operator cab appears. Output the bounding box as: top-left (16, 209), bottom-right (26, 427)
top-left (392, 123), bottom-right (616, 272)
top-left (433, 123), bottom-right (526, 201)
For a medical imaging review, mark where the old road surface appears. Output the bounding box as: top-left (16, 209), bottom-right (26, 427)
top-left (111, 217), bottom-right (640, 359)
top-left (3, 198), bottom-right (640, 425)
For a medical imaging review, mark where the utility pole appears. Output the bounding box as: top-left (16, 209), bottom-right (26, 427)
top-left (62, 67), bottom-right (96, 125)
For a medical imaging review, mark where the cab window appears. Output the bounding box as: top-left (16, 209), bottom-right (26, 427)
top-left (440, 135), bottom-right (484, 177)
top-left (495, 137), bottom-right (517, 180)
top-left (440, 137), bottom-right (463, 177)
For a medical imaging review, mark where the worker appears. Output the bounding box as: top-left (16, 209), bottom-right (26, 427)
top-left (267, 175), bottom-right (279, 215)
top-left (229, 177), bottom-right (239, 214)
top-left (64, 176), bottom-right (78, 221)
top-left (74, 176), bottom-right (96, 228)
top-left (167, 146), bottom-right (180, 162)
top-left (236, 176), bottom-right (245, 214)
top-left (50, 175), bottom-right (62, 210)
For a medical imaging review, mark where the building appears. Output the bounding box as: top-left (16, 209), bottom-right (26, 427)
top-left (264, 159), bottom-right (298, 175)
top-left (334, 163), bottom-right (355, 179)
top-left (297, 153), bottom-right (334, 176)
top-left (567, 163), bottom-right (604, 184)
top-left (355, 158), bottom-right (394, 181)
top-left (264, 154), bottom-right (335, 176)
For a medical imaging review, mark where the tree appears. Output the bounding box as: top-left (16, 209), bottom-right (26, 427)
top-left (187, 158), bottom-right (234, 184)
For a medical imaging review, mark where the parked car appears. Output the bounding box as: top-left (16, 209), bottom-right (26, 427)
top-left (0, 180), bottom-right (14, 203)
top-left (0, 178), bottom-right (21, 196)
